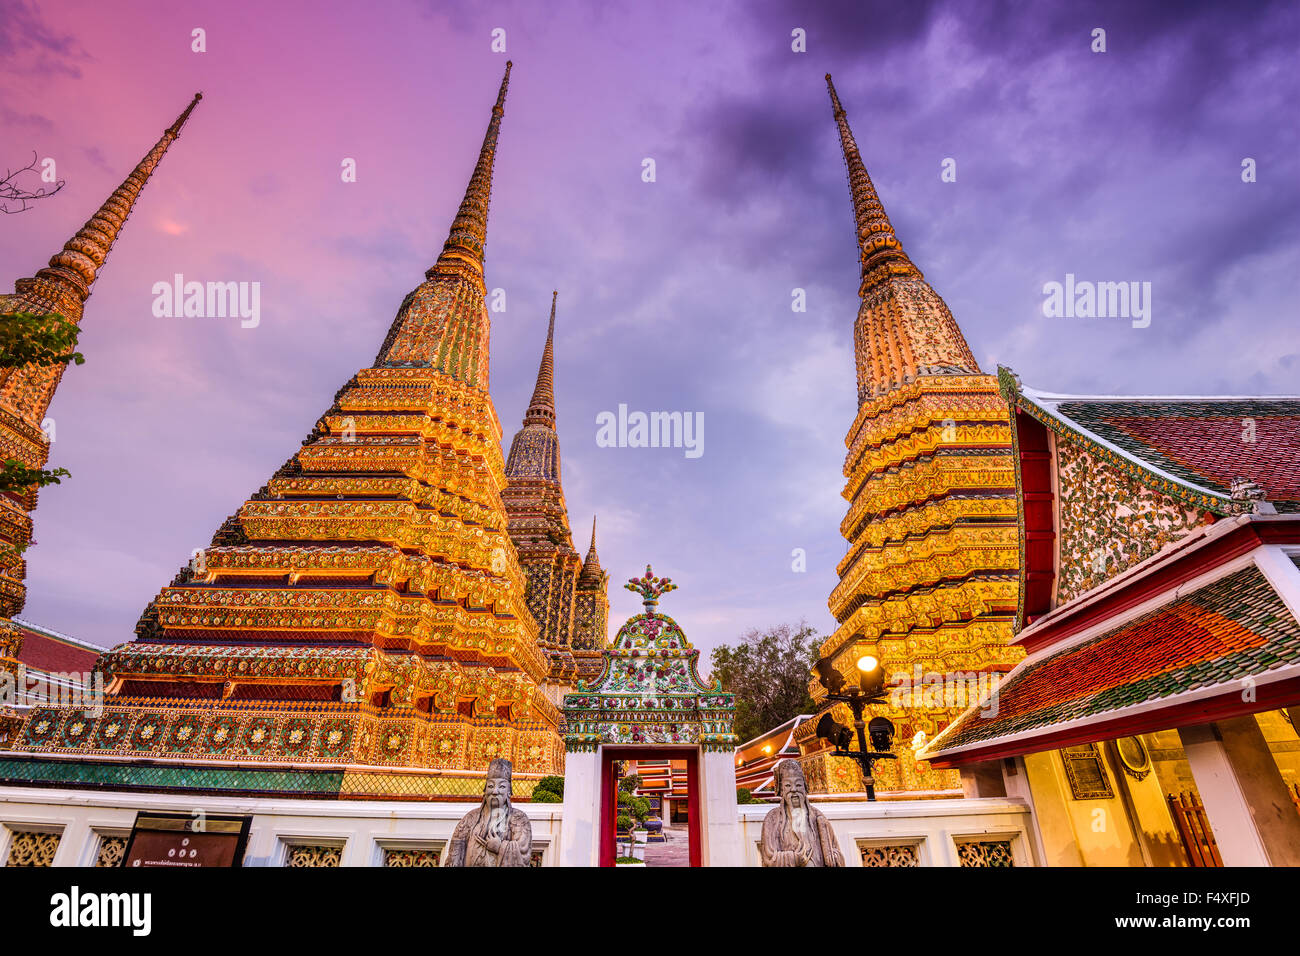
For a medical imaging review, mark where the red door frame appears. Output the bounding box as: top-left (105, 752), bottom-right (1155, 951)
top-left (599, 747), bottom-right (702, 867)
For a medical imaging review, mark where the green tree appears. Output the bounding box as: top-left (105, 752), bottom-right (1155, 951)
top-left (709, 621), bottom-right (819, 742)
top-left (0, 310), bottom-right (82, 498)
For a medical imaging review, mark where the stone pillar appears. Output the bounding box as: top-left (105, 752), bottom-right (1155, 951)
top-left (557, 749), bottom-right (600, 867)
top-left (1178, 717), bottom-right (1300, 866)
top-left (699, 749), bottom-right (741, 866)
top-left (960, 760), bottom-right (1007, 798)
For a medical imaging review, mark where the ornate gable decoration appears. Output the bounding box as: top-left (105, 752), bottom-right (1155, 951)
top-left (562, 566), bottom-right (736, 753)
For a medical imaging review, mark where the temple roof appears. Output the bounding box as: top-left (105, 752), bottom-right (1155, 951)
top-left (12, 618), bottom-right (106, 675)
top-left (920, 560), bottom-right (1300, 763)
top-left (1001, 368), bottom-right (1300, 514)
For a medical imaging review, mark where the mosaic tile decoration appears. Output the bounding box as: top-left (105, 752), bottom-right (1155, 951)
top-left (562, 567), bottom-right (736, 752)
top-left (932, 564), bottom-right (1300, 753)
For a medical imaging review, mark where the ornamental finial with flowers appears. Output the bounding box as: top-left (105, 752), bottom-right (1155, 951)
top-left (625, 564), bottom-right (677, 612)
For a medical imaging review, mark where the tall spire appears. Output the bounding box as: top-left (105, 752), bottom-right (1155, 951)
top-left (26, 92), bottom-right (203, 315)
top-left (824, 74), bottom-right (921, 294)
top-left (428, 61), bottom-right (512, 284)
top-left (579, 515), bottom-right (603, 587)
top-left (523, 290), bottom-right (557, 427)
top-left (376, 64), bottom-right (511, 385)
top-left (824, 74), bottom-right (979, 400)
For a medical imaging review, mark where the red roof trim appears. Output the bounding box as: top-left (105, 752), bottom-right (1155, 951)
top-left (928, 673), bottom-right (1300, 768)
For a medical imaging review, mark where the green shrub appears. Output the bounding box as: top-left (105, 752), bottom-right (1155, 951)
top-left (736, 787), bottom-right (757, 804)
top-left (533, 775), bottom-right (564, 797)
top-left (531, 788), bottom-right (562, 803)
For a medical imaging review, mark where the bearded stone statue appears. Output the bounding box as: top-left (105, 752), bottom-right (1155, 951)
top-left (759, 759), bottom-right (845, 867)
top-left (447, 758), bottom-right (534, 867)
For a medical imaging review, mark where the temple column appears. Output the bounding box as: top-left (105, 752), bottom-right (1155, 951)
top-left (699, 749), bottom-right (741, 866)
top-left (1178, 717), bottom-right (1300, 866)
top-left (557, 750), bottom-right (599, 867)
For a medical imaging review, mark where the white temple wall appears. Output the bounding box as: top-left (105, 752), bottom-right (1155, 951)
top-left (0, 785), bottom-right (1038, 866)
top-left (737, 796), bottom-right (1040, 866)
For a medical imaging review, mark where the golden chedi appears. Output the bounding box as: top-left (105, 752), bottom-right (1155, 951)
top-left (795, 76), bottom-right (1023, 795)
top-left (12, 64), bottom-right (567, 799)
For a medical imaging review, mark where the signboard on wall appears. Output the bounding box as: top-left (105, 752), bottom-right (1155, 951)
top-left (123, 812), bottom-right (252, 868)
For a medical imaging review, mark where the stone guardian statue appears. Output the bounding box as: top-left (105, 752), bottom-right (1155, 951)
top-left (447, 758), bottom-right (534, 867)
top-left (759, 759), bottom-right (845, 867)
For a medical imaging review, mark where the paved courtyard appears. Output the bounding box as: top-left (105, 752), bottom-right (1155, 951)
top-left (643, 824), bottom-right (691, 867)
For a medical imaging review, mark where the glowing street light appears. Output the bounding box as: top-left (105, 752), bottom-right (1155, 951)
top-left (811, 651), bottom-right (897, 800)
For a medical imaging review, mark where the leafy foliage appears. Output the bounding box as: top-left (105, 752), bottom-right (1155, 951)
top-left (531, 788), bottom-right (562, 803)
top-left (709, 621), bottom-right (819, 742)
top-left (0, 460), bottom-right (68, 497)
top-left (0, 311), bottom-right (84, 370)
top-left (736, 787), bottom-right (758, 804)
top-left (0, 311), bottom-right (84, 497)
top-left (533, 775), bottom-right (564, 798)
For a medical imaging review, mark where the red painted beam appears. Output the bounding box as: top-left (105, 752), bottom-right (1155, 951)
top-left (928, 674), bottom-right (1300, 768)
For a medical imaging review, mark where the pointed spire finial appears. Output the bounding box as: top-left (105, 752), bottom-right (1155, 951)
top-left (427, 61), bottom-right (512, 284)
top-left (825, 74), bottom-right (980, 401)
top-left (24, 91), bottom-right (203, 314)
top-left (824, 73), bottom-right (921, 293)
top-left (167, 92), bottom-right (203, 137)
top-left (578, 515), bottom-right (604, 587)
top-left (522, 289), bottom-right (557, 427)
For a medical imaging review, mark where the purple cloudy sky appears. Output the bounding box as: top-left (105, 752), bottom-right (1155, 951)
top-left (2, 0), bottom-right (1297, 659)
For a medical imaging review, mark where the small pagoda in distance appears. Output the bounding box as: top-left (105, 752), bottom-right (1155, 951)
top-left (502, 291), bottom-right (611, 700)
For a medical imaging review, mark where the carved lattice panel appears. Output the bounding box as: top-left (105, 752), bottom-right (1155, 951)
top-left (859, 843), bottom-right (919, 867)
top-left (956, 839), bottom-right (1014, 867)
top-left (383, 848), bottom-right (441, 867)
top-left (95, 835), bottom-right (127, 867)
top-left (6, 829), bottom-right (61, 866)
top-left (284, 844), bottom-right (342, 867)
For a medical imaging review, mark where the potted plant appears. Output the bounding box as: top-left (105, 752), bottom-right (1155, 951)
top-left (615, 773), bottom-right (651, 865)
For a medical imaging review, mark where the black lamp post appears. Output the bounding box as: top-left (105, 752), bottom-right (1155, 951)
top-left (812, 654), bottom-right (897, 800)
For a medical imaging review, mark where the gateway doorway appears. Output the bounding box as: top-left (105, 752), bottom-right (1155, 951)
top-left (599, 747), bottom-right (701, 867)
